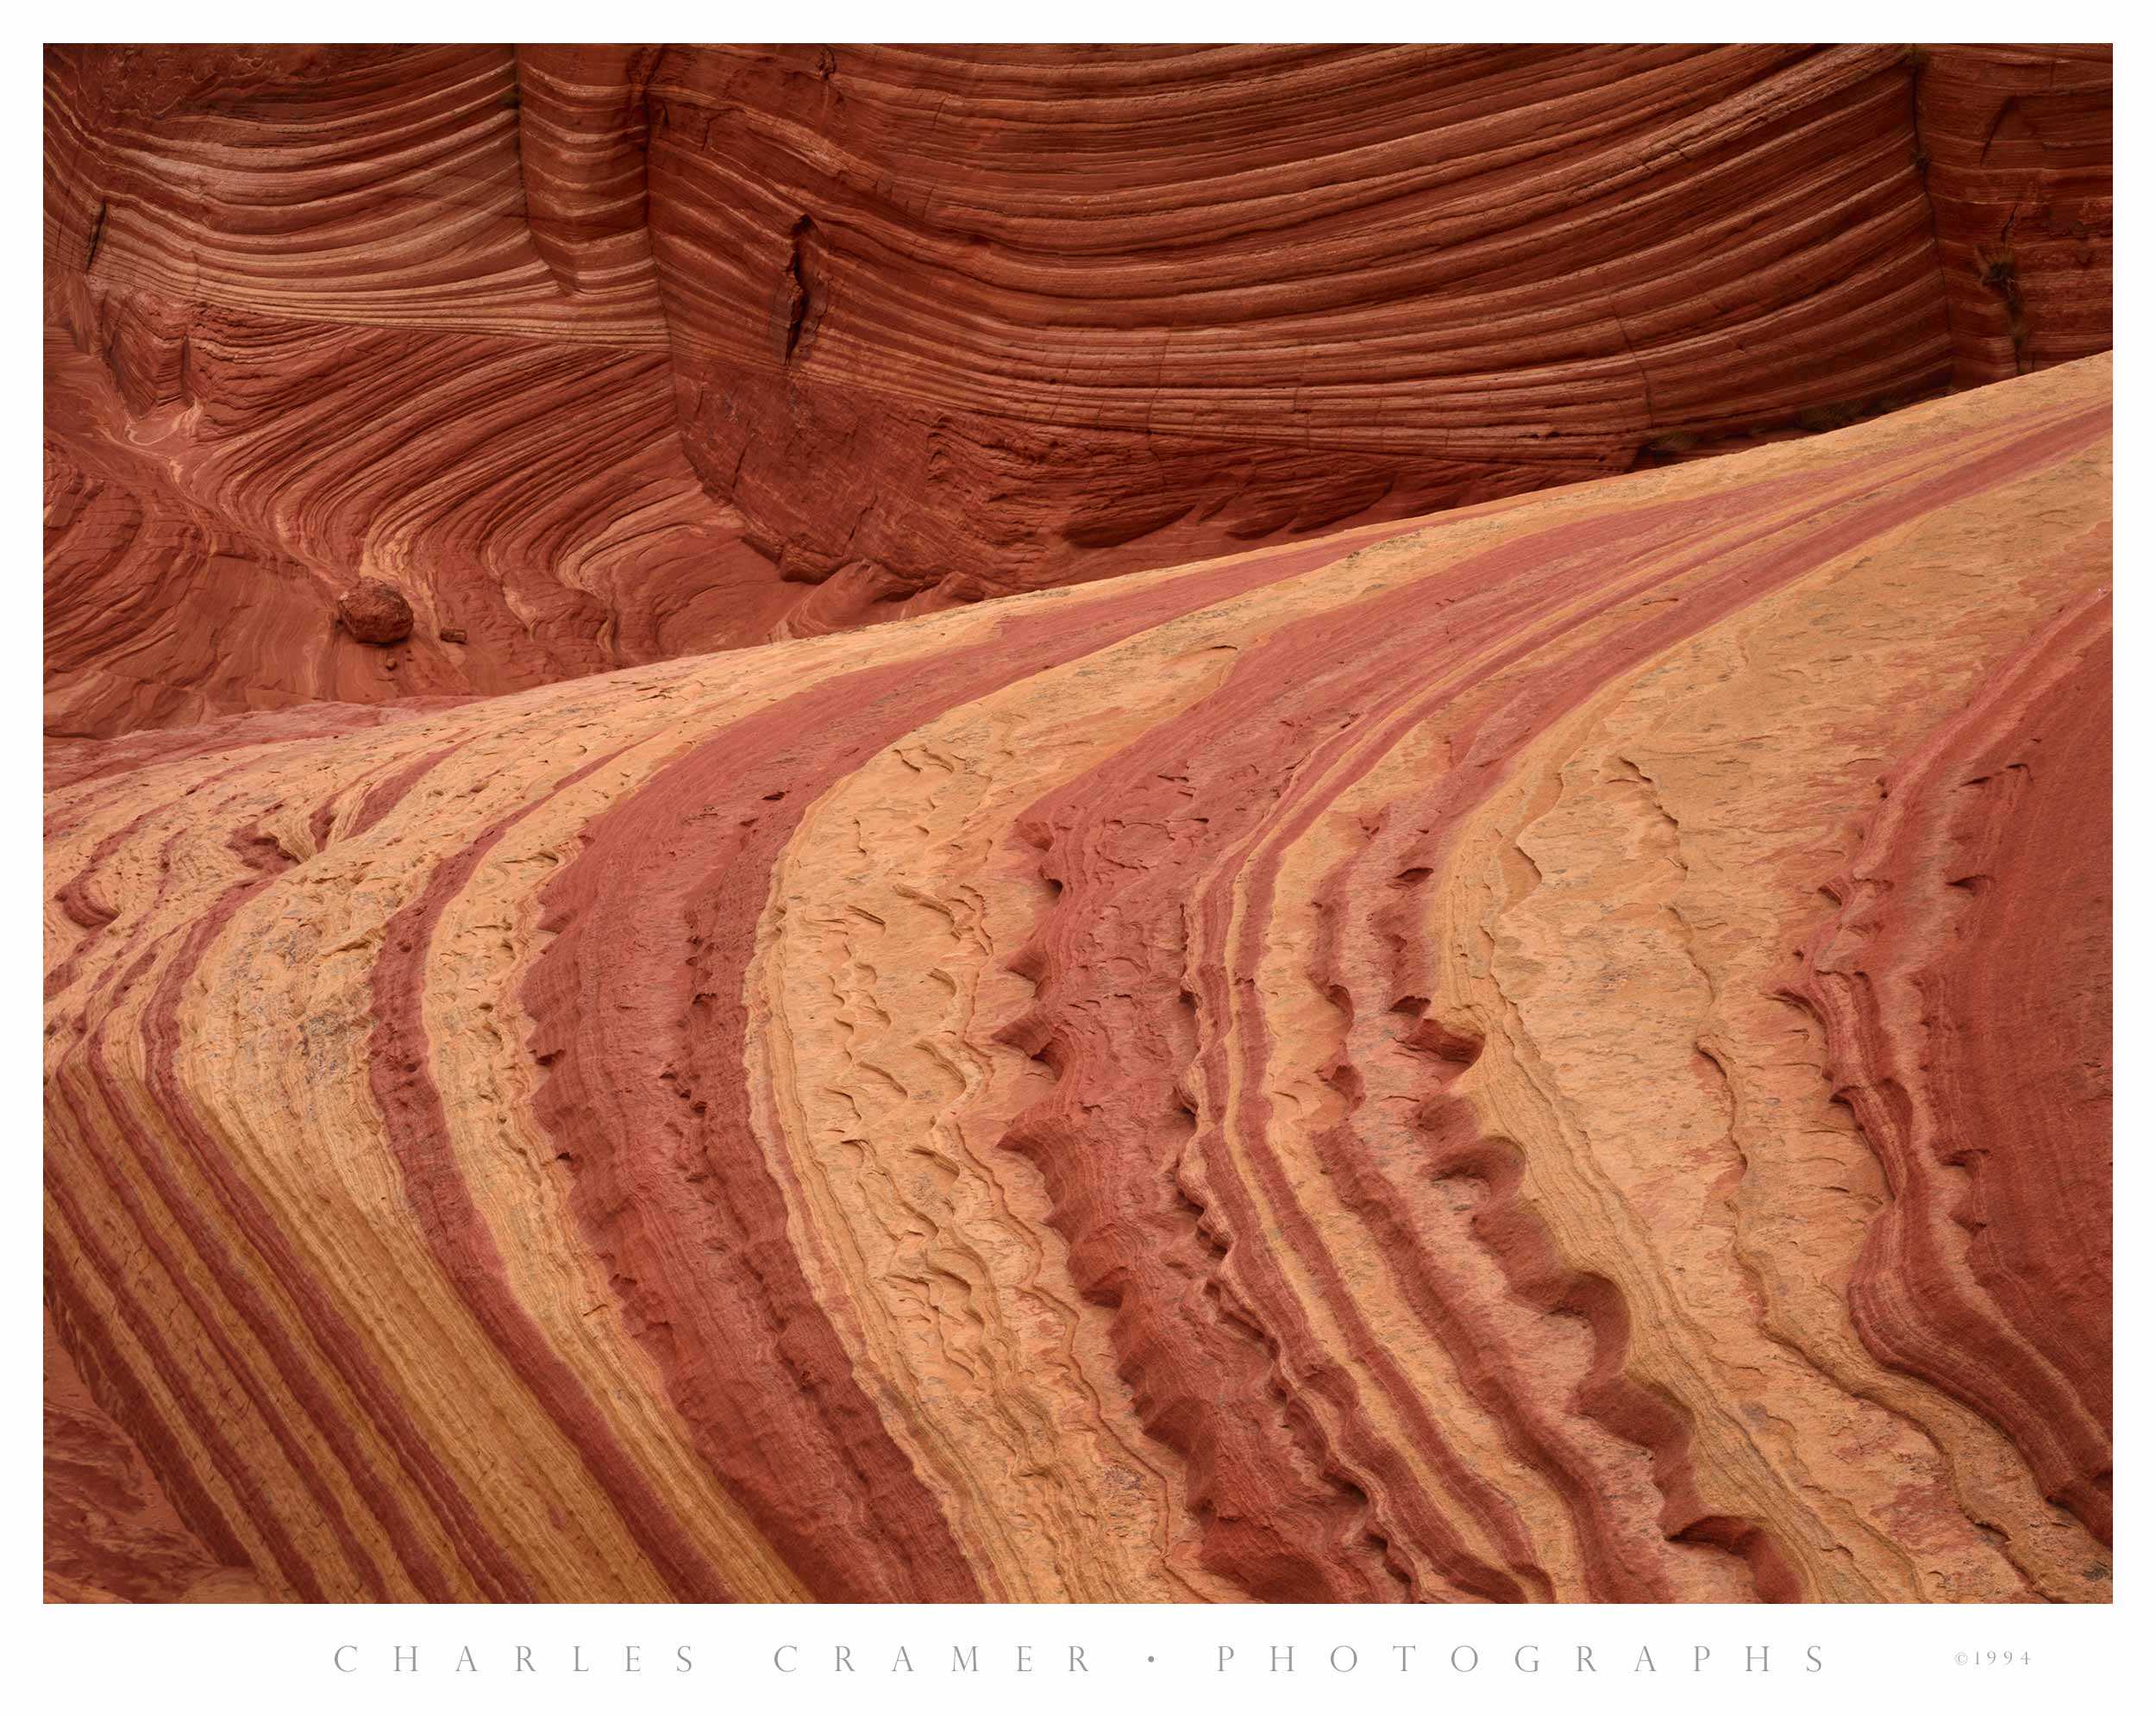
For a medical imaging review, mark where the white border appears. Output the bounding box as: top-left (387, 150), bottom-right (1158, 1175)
top-left (9, 12), bottom-right (2141, 1713)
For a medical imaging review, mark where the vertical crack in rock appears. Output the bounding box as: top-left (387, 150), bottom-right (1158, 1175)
top-left (774, 216), bottom-right (821, 365)
top-left (82, 199), bottom-right (108, 276)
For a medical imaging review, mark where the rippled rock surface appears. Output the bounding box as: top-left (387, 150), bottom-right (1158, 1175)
top-left (45, 357), bottom-right (2110, 1601)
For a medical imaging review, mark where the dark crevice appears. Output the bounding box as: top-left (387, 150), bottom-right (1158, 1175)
top-left (83, 200), bottom-right (108, 275)
top-left (776, 216), bottom-right (822, 364)
top-left (1977, 245), bottom-right (2033, 374)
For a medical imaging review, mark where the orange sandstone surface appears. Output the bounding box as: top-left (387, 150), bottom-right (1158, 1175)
top-left (45, 44), bottom-right (2109, 738)
top-left (45, 354), bottom-right (2111, 1601)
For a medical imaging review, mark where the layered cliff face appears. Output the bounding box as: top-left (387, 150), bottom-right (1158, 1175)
top-left (44, 43), bottom-right (2111, 737)
top-left (1915, 44), bottom-right (2113, 385)
top-left (45, 356), bottom-right (2111, 1602)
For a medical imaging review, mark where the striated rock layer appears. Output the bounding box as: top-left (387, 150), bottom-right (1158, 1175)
top-left (46, 357), bottom-right (2111, 1602)
top-left (45, 43), bottom-right (2111, 738)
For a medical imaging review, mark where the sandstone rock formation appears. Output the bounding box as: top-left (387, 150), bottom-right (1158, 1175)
top-left (44, 44), bottom-right (2110, 738)
top-left (1916, 44), bottom-right (2112, 385)
top-left (45, 356), bottom-right (2111, 1601)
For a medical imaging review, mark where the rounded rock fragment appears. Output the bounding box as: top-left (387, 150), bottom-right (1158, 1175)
top-left (337, 579), bottom-right (414, 646)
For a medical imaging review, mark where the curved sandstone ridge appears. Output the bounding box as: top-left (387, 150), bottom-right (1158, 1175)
top-left (44, 43), bottom-right (2111, 737)
top-left (45, 357), bottom-right (2111, 1602)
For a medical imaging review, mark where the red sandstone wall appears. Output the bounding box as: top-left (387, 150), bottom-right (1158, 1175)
top-left (44, 44), bottom-right (2111, 739)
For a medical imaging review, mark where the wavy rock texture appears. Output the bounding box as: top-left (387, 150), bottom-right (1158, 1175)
top-left (45, 43), bottom-right (2110, 737)
top-left (45, 356), bottom-right (2110, 1602)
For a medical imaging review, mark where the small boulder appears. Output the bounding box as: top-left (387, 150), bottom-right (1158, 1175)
top-left (337, 579), bottom-right (413, 646)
